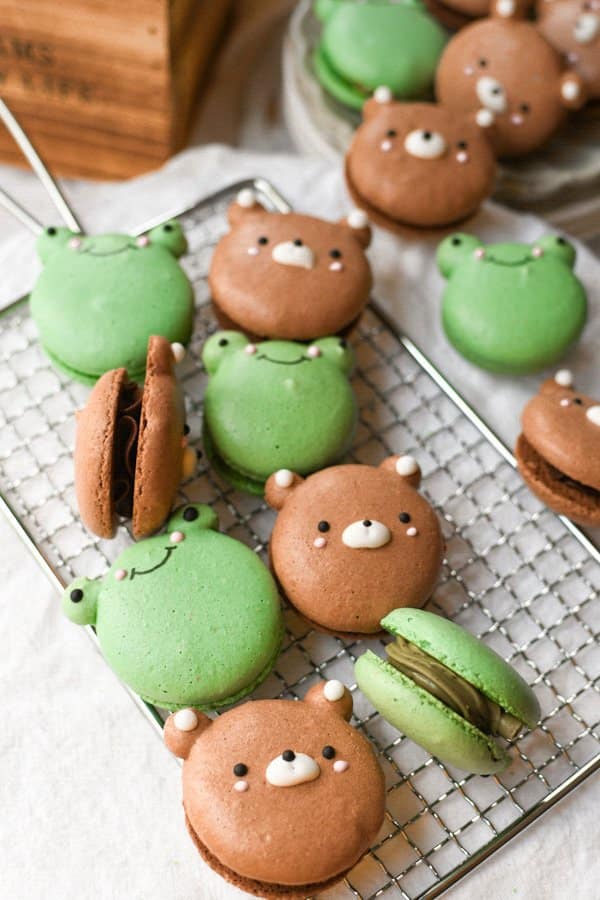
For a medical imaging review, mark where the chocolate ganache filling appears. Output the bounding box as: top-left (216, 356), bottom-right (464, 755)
top-left (386, 636), bottom-right (522, 740)
top-left (112, 380), bottom-right (143, 517)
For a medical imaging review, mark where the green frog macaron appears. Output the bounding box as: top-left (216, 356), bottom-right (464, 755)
top-left (313, 0), bottom-right (448, 110)
top-left (30, 221), bottom-right (194, 384)
top-left (438, 233), bottom-right (587, 374)
top-left (202, 331), bottom-right (357, 495)
top-left (356, 608), bottom-right (540, 774)
top-left (62, 504), bottom-right (282, 709)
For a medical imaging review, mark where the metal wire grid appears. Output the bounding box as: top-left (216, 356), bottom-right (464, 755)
top-left (1, 181), bottom-right (600, 900)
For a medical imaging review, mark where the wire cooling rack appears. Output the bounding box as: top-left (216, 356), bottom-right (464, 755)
top-left (1, 179), bottom-right (600, 900)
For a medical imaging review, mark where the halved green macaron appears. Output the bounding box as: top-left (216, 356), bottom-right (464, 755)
top-left (355, 608), bottom-right (540, 774)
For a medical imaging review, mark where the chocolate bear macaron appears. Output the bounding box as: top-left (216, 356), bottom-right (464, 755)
top-left (345, 92), bottom-right (496, 230)
top-left (75, 336), bottom-right (197, 539)
top-left (208, 189), bottom-right (372, 341)
top-left (164, 680), bottom-right (385, 898)
top-left (202, 331), bottom-right (357, 495)
top-left (536, 0), bottom-right (600, 99)
top-left (265, 456), bottom-right (444, 636)
top-left (516, 370), bottom-right (600, 526)
top-left (62, 504), bottom-right (282, 709)
top-left (437, 232), bottom-right (587, 374)
top-left (435, 0), bottom-right (586, 158)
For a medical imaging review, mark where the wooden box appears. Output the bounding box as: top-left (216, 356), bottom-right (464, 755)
top-left (0, 0), bottom-right (231, 179)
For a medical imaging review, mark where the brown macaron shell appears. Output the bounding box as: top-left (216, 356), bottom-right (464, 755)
top-left (165, 684), bottom-right (385, 892)
top-left (266, 459), bottom-right (444, 635)
top-left (208, 198), bottom-right (372, 341)
top-left (536, 0), bottom-right (600, 99)
top-left (516, 376), bottom-right (600, 525)
top-left (345, 101), bottom-right (496, 230)
top-left (75, 367), bottom-right (129, 539)
top-left (132, 336), bottom-right (186, 539)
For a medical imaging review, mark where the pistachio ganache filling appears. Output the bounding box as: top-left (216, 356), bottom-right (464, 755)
top-left (386, 636), bottom-right (522, 740)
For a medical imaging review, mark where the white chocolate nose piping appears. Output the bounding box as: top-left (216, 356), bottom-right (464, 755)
top-left (574, 13), bottom-right (599, 43)
top-left (476, 76), bottom-right (507, 113)
top-left (272, 241), bottom-right (315, 269)
top-left (342, 519), bottom-right (391, 549)
top-left (266, 752), bottom-right (320, 787)
top-left (586, 405), bottom-right (600, 426)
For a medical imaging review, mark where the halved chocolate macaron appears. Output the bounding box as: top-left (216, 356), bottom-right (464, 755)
top-left (516, 370), bottom-right (600, 527)
top-left (75, 335), bottom-right (196, 539)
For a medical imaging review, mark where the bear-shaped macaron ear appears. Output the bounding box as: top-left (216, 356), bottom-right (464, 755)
top-left (265, 469), bottom-right (305, 510)
top-left (62, 577), bottom-right (101, 626)
top-left (202, 331), bottom-right (249, 375)
top-left (532, 235), bottom-right (576, 269)
top-left (379, 454), bottom-right (422, 489)
top-left (540, 369), bottom-right (575, 396)
top-left (312, 336), bottom-right (355, 375)
top-left (490, 0), bottom-right (528, 19)
top-left (146, 220), bottom-right (188, 257)
top-left (436, 233), bottom-right (483, 278)
top-left (166, 503), bottom-right (219, 535)
top-left (304, 679), bottom-right (353, 721)
top-left (164, 708), bottom-right (212, 759)
top-left (362, 86), bottom-right (395, 120)
top-left (36, 226), bottom-right (76, 263)
top-left (227, 188), bottom-right (268, 227)
top-left (559, 71), bottom-right (586, 110)
top-left (339, 208), bottom-right (371, 249)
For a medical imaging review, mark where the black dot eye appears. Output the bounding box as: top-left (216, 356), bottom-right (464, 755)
top-left (257, 236), bottom-right (268, 245)
top-left (282, 749), bottom-right (295, 762)
top-left (183, 506), bottom-right (199, 521)
top-left (318, 520), bottom-right (330, 532)
top-left (573, 398), bottom-right (583, 405)
top-left (329, 249), bottom-right (342, 259)
top-left (451, 237), bottom-right (462, 246)
top-left (557, 236), bottom-right (566, 245)
top-left (218, 338), bottom-right (229, 347)
top-left (457, 140), bottom-right (468, 149)
top-left (233, 763), bottom-right (248, 776)
top-left (70, 588), bottom-right (83, 603)
top-left (293, 238), bottom-right (303, 246)
top-left (47, 227), bottom-right (57, 236)
top-left (163, 223), bottom-right (174, 232)
top-left (399, 512), bottom-right (411, 523)
top-left (520, 103), bottom-right (530, 114)
top-left (386, 129), bottom-right (397, 137)
top-left (478, 58), bottom-right (487, 67)
top-left (196, 448), bottom-right (203, 460)
top-left (322, 746), bottom-right (336, 759)
top-left (339, 338), bottom-right (347, 349)
top-left (183, 424), bottom-right (190, 436)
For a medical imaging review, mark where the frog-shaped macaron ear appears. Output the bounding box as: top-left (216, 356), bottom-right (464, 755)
top-left (304, 679), bottom-right (353, 721)
top-left (312, 337), bottom-right (355, 375)
top-left (379, 454), bottom-right (422, 489)
top-left (164, 708), bottom-right (212, 759)
top-left (146, 220), bottom-right (187, 258)
top-left (202, 331), bottom-right (249, 375)
top-left (265, 469), bottom-right (305, 510)
top-left (166, 503), bottom-right (219, 535)
top-left (314, 0), bottom-right (341, 23)
top-left (36, 226), bottom-right (77, 264)
top-left (533, 235), bottom-right (577, 269)
top-left (62, 577), bottom-right (101, 626)
top-left (437, 233), bottom-right (483, 279)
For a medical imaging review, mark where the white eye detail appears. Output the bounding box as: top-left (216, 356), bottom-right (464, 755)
top-left (586, 405), bottom-right (600, 426)
top-left (476, 76), bottom-right (507, 113)
top-left (404, 130), bottom-right (447, 159)
top-left (574, 13), bottom-right (599, 43)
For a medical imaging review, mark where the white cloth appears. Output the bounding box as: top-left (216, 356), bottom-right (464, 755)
top-left (1, 143), bottom-right (599, 900)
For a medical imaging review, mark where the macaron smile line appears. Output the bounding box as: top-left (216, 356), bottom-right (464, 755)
top-left (256, 353), bottom-right (311, 366)
top-left (78, 242), bottom-right (140, 258)
top-left (129, 544), bottom-right (178, 579)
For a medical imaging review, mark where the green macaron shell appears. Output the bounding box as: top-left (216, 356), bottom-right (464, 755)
top-left (62, 504), bottom-right (282, 709)
top-left (314, 0), bottom-right (447, 109)
top-left (382, 608), bottom-right (540, 728)
top-left (202, 332), bottom-right (357, 492)
top-left (356, 651), bottom-right (510, 774)
top-left (438, 234), bottom-right (587, 375)
top-left (30, 223), bottom-right (194, 384)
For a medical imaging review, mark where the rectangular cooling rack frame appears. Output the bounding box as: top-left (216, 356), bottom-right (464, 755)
top-left (1, 178), bottom-right (600, 900)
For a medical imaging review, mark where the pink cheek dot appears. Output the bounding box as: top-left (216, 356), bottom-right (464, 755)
top-left (245, 343), bottom-right (257, 355)
top-left (114, 568), bottom-right (128, 581)
top-left (464, 65), bottom-right (474, 76)
top-left (233, 781), bottom-right (248, 792)
top-left (247, 246), bottom-right (259, 256)
top-left (68, 237), bottom-right (82, 250)
top-left (329, 261), bottom-right (344, 272)
top-left (511, 114), bottom-right (524, 126)
top-left (474, 248), bottom-right (486, 260)
top-left (406, 527), bottom-right (418, 537)
top-left (307, 345), bottom-right (321, 358)
top-left (314, 537), bottom-right (327, 549)
top-left (532, 246), bottom-right (544, 258)
top-left (456, 151), bottom-right (469, 164)
top-left (136, 235), bottom-right (150, 247)
top-left (333, 760), bottom-right (349, 773)
top-left (380, 139), bottom-right (393, 152)
top-left (567, 52), bottom-right (579, 64)
top-left (560, 398), bottom-right (570, 407)
top-left (170, 530), bottom-right (185, 544)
